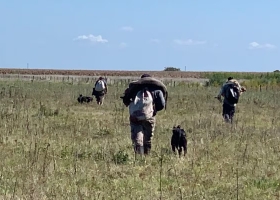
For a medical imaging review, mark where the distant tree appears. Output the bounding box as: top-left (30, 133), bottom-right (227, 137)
top-left (273, 70), bottom-right (280, 72)
top-left (164, 67), bottom-right (181, 71)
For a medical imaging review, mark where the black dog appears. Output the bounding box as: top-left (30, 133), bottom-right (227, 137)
top-left (171, 125), bottom-right (187, 157)
top-left (77, 94), bottom-right (93, 104)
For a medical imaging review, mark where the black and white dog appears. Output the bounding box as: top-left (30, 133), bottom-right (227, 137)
top-left (77, 94), bottom-right (93, 104)
top-left (171, 125), bottom-right (187, 157)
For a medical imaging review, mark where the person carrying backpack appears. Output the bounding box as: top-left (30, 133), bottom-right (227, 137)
top-left (92, 77), bottom-right (108, 105)
top-left (216, 77), bottom-right (246, 123)
top-left (121, 74), bottom-right (168, 156)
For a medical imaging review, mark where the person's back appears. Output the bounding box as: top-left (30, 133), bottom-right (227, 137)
top-left (128, 87), bottom-right (154, 122)
top-left (95, 78), bottom-right (107, 92)
top-left (221, 79), bottom-right (246, 105)
top-left (128, 86), bottom-right (165, 122)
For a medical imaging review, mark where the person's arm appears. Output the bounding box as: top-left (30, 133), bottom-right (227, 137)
top-left (217, 87), bottom-right (223, 98)
top-left (104, 81), bottom-right (108, 93)
top-left (220, 84), bottom-right (227, 98)
top-left (94, 80), bottom-right (98, 88)
top-left (216, 83), bottom-right (226, 102)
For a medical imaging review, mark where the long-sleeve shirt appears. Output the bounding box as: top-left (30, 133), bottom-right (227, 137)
top-left (126, 88), bottom-right (166, 117)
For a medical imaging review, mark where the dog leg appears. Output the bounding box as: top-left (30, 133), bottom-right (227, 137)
top-left (171, 145), bottom-right (176, 155)
top-left (178, 147), bottom-right (182, 158)
top-left (183, 146), bottom-right (187, 156)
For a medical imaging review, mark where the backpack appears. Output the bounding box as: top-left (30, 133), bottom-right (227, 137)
top-left (224, 82), bottom-right (240, 104)
top-left (95, 80), bottom-right (106, 92)
top-left (129, 88), bottom-right (154, 121)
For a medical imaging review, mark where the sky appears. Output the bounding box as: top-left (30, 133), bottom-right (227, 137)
top-left (0, 0), bottom-right (279, 72)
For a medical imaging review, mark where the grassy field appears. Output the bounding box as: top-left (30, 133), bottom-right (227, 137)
top-left (1, 79), bottom-right (280, 199)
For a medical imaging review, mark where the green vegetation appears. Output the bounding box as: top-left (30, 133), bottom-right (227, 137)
top-left (201, 71), bottom-right (280, 87)
top-left (164, 67), bottom-right (181, 71)
top-left (0, 79), bottom-right (280, 199)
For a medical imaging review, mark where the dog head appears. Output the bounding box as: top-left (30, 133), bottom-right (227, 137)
top-left (172, 125), bottom-right (186, 138)
top-left (172, 125), bottom-right (180, 135)
top-left (77, 95), bottom-right (84, 103)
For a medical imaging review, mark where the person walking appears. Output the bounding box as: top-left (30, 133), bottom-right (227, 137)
top-left (92, 77), bottom-right (108, 105)
top-left (216, 77), bottom-right (246, 123)
top-left (121, 74), bottom-right (168, 157)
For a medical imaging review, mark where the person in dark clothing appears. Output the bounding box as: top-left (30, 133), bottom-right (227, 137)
top-left (216, 77), bottom-right (246, 123)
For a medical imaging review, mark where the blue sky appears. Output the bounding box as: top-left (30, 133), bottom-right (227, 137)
top-left (0, 1), bottom-right (279, 72)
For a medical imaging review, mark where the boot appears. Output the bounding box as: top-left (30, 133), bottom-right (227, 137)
top-left (139, 146), bottom-right (144, 155)
top-left (134, 145), bottom-right (144, 155)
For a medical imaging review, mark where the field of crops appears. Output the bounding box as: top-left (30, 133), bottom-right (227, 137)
top-left (1, 78), bottom-right (280, 199)
top-left (0, 68), bottom-right (266, 79)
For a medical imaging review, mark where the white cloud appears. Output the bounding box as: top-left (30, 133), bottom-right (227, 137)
top-left (249, 42), bottom-right (276, 49)
top-left (74, 34), bottom-right (108, 43)
top-left (174, 39), bottom-right (206, 45)
top-left (119, 42), bottom-right (128, 48)
top-left (120, 26), bottom-right (134, 32)
top-left (150, 39), bottom-right (160, 43)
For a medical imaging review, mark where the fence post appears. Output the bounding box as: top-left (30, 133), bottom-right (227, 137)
top-left (259, 85), bottom-right (262, 92)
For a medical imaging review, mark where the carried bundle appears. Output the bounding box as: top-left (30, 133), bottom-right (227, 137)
top-left (121, 77), bottom-right (168, 109)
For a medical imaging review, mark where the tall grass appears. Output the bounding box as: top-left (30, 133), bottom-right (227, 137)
top-left (0, 79), bottom-right (280, 199)
top-left (203, 71), bottom-right (280, 87)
